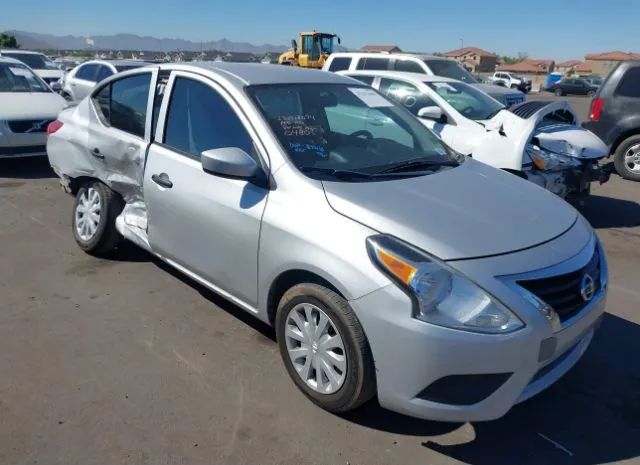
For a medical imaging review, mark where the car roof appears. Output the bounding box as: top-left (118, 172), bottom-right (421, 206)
top-left (329, 52), bottom-right (446, 61)
top-left (158, 62), bottom-right (358, 88)
top-left (340, 69), bottom-right (459, 84)
top-left (82, 59), bottom-right (153, 67)
top-left (0, 49), bottom-right (45, 55)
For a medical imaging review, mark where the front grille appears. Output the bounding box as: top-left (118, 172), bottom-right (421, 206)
top-left (517, 248), bottom-right (601, 322)
top-left (7, 119), bottom-right (54, 133)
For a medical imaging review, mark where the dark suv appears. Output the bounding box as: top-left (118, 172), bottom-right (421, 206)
top-left (583, 60), bottom-right (640, 181)
top-left (552, 78), bottom-right (598, 97)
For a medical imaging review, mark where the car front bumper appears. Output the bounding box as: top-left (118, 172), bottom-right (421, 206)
top-left (350, 237), bottom-right (606, 422)
top-left (525, 161), bottom-right (610, 200)
top-left (0, 125), bottom-right (48, 158)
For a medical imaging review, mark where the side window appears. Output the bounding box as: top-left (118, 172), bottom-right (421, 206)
top-left (96, 65), bottom-right (113, 83)
top-left (98, 73), bottom-right (151, 137)
top-left (394, 59), bottom-right (424, 74)
top-left (92, 84), bottom-right (111, 122)
top-left (615, 68), bottom-right (640, 98)
top-left (356, 57), bottom-right (389, 70)
top-left (164, 77), bottom-right (255, 159)
top-left (351, 75), bottom-right (374, 85)
top-left (328, 57), bottom-right (352, 72)
top-left (76, 64), bottom-right (98, 81)
top-left (379, 78), bottom-right (437, 116)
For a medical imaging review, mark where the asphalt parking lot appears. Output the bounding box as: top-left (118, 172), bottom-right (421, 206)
top-left (1, 99), bottom-right (639, 464)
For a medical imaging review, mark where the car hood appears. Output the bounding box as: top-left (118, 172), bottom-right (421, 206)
top-left (0, 92), bottom-right (66, 120)
top-left (322, 159), bottom-right (577, 261)
top-left (474, 83), bottom-right (523, 96)
top-left (33, 69), bottom-right (64, 80)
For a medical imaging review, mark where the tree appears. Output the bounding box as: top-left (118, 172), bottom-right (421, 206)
top-left (0, 33), bottom-right (19, 48)
top-left (501, 56), bottom-right (519, 65)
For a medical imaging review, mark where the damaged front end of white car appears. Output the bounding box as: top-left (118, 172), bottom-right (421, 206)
top-left (474, 100), bottom-right (610, 201)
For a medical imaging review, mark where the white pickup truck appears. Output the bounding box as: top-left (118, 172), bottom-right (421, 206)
top-left (489, 72), bottom-right (532, 93)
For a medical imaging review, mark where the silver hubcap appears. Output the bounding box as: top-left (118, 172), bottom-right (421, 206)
top-left (624, 144), bottom-right (640, 173)
top-left (75, 187), bottom-right (101, 241)
top-left (285, 303), bottom-right (346, 394)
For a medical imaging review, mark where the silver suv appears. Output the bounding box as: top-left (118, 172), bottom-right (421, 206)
top-left (47, 63), bottom-right (606, 422)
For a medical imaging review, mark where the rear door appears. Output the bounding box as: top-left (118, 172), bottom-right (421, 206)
top-left (87, 68), bottom-right (158, 197)
top-left (143, 71), bottom-right (269, 308)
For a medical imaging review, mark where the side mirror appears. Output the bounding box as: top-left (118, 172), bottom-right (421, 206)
top-left (201, 147), bottom-right (259, 179)
top-left (50, 81), bottom-right (62, 92)
top-left (337, 36), bottom-right (341, 45)
top-left (417, 106), bottom-right (445, 122)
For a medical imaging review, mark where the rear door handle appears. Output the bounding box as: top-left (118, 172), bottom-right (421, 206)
top-left (151, 173), bottom-right (173, 189)
top-left (91, 147), bottom-right (104, 159)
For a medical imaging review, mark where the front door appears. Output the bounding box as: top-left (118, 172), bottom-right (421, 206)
top-left (144, 72), bottom-right (269, 308)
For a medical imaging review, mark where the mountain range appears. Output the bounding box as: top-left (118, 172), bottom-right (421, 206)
top-left (4, 30), bottom-right (288, 54)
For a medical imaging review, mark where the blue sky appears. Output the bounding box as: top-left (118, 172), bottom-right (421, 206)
top-left (2, 0), bottom-right (638, 60)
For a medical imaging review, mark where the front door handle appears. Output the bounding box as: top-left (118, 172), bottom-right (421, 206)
top-left (91, 147), bottom-right (104, 159)
top-left (151, 173), bottom-right (173, 189)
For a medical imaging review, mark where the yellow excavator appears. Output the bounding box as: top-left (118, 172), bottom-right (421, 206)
top-left (278, 30), bottom-right (341, 69)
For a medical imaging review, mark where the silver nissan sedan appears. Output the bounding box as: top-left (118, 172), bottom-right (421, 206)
top-left (47, 63), bottom-right (607, 421)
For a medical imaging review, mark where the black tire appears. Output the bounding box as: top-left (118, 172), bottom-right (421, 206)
top-left (613, 135), bottom-right (640, 181)
top-left (587, 90), bottom-right (596, 97)
top-left (72, 181), bottom-right (124, 256)
top-left (555, 88), bottom-right (564, 97)
top-left (275, 283), bottom-right (376, 413)
top-left (510, 84), bottom-right (518, 90)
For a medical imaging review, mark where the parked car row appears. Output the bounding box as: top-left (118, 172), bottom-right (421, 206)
top-left (44, 62), bottom-right (608, 423)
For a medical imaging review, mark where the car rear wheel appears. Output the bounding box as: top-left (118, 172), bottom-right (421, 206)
top-left (72, 181), bottom-right (124, 256)
top-left (275, 283), bottom-right (376, 413)
top-left (587, 90), bottom-right (596, 97)
top-left (614, 136), bottom-right (640, 181)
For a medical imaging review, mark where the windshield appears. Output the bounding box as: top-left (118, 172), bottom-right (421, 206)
top-left (3, 52), bottom-right (59, 70)
top-left (319, 36), bottom-right (334, 54)
top-left (427, 81), bottom-right (504, 120)
top-left (247, 83), bottom-right (458, 181)
top-left (0, 62), bottom-right (50, 93)
top-left (423, 59), bottom-right (478, 83)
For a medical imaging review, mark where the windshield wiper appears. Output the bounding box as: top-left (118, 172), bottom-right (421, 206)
top-left (300, 167), bottom-right (377, 180)
top-left (376, 157), bottom-right (458, 174)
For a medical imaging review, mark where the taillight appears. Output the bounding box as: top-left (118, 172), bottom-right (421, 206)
top-left (589, 98), bottom-right (604, 122)
top-left (47, 120), bottom-right (63, 135)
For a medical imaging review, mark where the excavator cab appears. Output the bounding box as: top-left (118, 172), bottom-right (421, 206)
top-left (279, 31), bottom-right (340, 68)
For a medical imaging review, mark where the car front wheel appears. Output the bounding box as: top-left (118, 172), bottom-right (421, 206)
top-left (555, 88), bottom-right (564, 96)
top-left (72, 181), bottom-right (124, 256)
top-left (614, 136), bottom-right (640, 181)
top-left (275, 283), bottom-right (376, 413)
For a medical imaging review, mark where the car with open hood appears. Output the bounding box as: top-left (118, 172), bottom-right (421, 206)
top-left (342, 70), bottom-right (610, 200)
top-left (0, 57), bottom-right (66, 158)
top-left (47, 63), bottom-right (607, 422)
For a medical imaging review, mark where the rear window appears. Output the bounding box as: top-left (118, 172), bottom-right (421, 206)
top-left (328, 57), bottom-right (352, 72)
top-left (615, 67), bottom-right (640, 98)
top-left (356, 57), bottom-right (389, 71)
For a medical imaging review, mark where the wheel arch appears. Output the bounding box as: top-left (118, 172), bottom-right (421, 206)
top-left (610, 128), bottom-right (640, 156)
top-left (266, 269), bottom-right (346, 326)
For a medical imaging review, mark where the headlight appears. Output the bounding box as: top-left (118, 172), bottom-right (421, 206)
top-left (366, 235), bottom-right (524, 334)
top-left (526, 145), bottom-right (581, 171)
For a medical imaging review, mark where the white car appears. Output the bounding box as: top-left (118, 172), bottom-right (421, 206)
top-left (0, 49), bottom-right (63, 86)
top-left (60, 60), bottom-right (151, 102)
top-left (0, 57), bottom-right (66, 158)
top-left (341, 70), bottom-right (610, 200)
top-left (323, 52), bottom-right (526, 107)
top-left (489, 72), bottom-right (532, 93)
